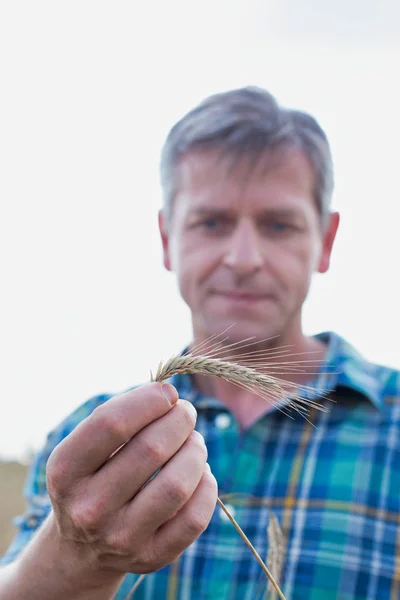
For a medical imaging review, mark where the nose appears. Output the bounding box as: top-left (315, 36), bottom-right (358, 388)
top-left (222, 219), bottom-right (264, 278)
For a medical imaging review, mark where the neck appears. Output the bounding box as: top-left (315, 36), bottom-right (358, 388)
top-left (191, 332), bottom-right (327, 430)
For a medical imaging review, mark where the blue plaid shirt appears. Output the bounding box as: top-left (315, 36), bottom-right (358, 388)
top-left (2, 332), bottom-right (400, 599)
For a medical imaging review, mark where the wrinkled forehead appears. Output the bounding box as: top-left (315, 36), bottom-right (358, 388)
top-left (174, 146), bottom-right (316, 214)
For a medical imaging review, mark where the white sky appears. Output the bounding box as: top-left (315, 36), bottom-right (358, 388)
top-left (0, 1), bottom-right (399, 460)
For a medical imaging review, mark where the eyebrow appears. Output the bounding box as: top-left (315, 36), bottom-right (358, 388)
top-left (257, 208), bottom-right (303, 220)
top-left (189, 208), bottom-right (232, 217)
top-left (188, 207), bottom-right (302, 219)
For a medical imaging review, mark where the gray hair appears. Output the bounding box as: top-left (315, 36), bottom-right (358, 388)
top-left (160, 87), bottom-right (334, 226)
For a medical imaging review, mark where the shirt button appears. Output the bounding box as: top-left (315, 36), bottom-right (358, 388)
top-left (220, 503), bottom-right (236, 522)
top-left (215, 414), bottom-right (231, 430)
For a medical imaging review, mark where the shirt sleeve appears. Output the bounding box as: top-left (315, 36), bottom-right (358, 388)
top-left (0, 393), bottom-right (113, 566)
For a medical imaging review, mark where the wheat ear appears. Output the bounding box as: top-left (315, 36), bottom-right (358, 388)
top-left (155, 353), bottom-right (328, 421)
top-left (266, 512), bottom-right (286, 600)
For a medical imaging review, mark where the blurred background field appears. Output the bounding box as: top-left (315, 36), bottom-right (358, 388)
top-left (0, 462), bottom-right (29, 556)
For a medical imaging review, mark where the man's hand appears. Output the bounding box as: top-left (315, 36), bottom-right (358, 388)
top-left (0, 383), bottom-right (217, 599)
top-left (47, 382), bottom-right (217, 574)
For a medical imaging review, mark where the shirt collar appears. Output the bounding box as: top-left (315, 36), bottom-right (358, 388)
top-left (314, 331), bottom-right (386, 409)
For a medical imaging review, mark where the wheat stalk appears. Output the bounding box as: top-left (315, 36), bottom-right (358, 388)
top-left (125, 574), bottom-right (146, 599)
top-left (124, 501), bottom-right (286, 600)
top-left (124, 340), bottom-right (330, 599)
top-left (217, 498), bottom-right (286, 600)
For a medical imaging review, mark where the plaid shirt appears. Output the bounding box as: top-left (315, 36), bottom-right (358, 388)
top-left (2, 332), bottom-right (400, 600)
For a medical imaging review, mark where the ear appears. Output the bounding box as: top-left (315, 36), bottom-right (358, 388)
top-left (158, 210), bottom-right (172, 272)
top-left (317, 212), bottom-right (340, 274)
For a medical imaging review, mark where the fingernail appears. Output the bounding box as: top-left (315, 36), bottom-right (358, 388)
top-left (161, 383), bottom-right (178, 406)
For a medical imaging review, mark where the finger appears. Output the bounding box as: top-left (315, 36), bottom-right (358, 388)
top-left (47, 383), bottom-right (178, 490)
top-left (84, 400), bottom-right (198, 513)
top-left (121, 430), bottom-right (208, 538)
top-left (150, 466), bottom-right (218, 567)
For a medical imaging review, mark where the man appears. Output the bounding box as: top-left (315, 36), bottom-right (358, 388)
top-left (1, 87), bottom-right (399, 599)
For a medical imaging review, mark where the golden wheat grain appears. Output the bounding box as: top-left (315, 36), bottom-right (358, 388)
top-left (154, 353), bottom-right (329, 420)
top-left (155, 354), bottom-right (281, 391)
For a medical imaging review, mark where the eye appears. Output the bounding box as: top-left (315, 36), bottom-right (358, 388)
top-left (271, 222), bottom-right (290, 231)
top-left (202, 217), bottom-right (222, 230)
top-left (262, 221), bottom-right (292, 233)
top-left (198, 217), bottom-right (233, 234)
top-left (189, 215), bottom-right (233, 235)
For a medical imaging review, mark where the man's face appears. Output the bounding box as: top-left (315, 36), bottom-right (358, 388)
top-left (159, 148), bottom-right (339, 346)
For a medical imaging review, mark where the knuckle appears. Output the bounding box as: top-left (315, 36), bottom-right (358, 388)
top-left (46, 452), bottom-right (68, 498)
top-left (105, 528), bottom-right (133, 556)
top-left (185, 510), bottom-right (210, 536)
top-left (69, 500), bottom-right (101, 532)
top-left (140, 433), bottom-right (166, 466)
top-left (92, 405), bottom-right (128, 442)
top-left (163, 475), bottom-right (190, 505)
top-left (46, 460), bottom-right (58, 492)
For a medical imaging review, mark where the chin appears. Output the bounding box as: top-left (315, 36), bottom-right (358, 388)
top-left (205, 318), bottom-right (283, 347)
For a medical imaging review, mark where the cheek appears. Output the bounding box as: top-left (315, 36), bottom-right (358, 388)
top-left (271, 240), bottom-right (319, 292)
top-left (172, 237), bottom-right (221, 297)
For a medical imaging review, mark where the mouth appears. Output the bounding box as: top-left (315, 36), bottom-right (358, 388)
top-left (212, 291), bottom-right (273, 303)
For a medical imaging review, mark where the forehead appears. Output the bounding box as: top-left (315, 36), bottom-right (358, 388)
top-left (174, 147), bottom-right (316, 215)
